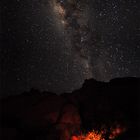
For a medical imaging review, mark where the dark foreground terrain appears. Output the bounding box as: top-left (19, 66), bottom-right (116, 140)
top-left (0, 77), bottom-right (140, 140)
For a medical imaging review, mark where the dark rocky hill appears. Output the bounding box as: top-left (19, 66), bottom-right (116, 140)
top-left (0, 77), bottom-right (140, 140)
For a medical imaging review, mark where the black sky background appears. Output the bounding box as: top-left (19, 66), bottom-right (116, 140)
top-left (0, 0), bottom-right (140, 98)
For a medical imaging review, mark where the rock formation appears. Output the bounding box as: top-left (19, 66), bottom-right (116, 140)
top-left (0, 77), bottom-right (140, 140)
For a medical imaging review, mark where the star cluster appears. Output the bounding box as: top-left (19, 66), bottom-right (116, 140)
top-left (1, 0), bottom-right (140, 97)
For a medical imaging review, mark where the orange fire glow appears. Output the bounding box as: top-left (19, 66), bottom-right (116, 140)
top-left (71, 125), bottom-right (126, 140)
top-left (109, 124), bottom-right (126, 139)
top-left (71, 131), bottom-right (105, 140)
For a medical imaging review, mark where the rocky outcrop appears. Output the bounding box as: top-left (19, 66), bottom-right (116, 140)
top-left (0, 77), bottom-right (140, 140)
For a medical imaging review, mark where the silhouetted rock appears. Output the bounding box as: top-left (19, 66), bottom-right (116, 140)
top-left (0, 77), bottom-right (140, 140)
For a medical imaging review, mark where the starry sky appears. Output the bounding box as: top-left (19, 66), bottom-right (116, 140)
top-left (1, 0), bottom-right (140, 97)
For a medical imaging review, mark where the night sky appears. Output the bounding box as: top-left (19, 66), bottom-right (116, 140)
top-left (1, 0), bottom-right (140, 97)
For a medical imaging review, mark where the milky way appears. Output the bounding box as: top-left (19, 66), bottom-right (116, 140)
top-left (51, 0), bottom-right (93, 79)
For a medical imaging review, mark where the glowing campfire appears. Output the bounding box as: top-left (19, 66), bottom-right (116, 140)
top-left (71, 124), bottom-right (126, 140)
top-left (71, 130), bottom-right (104, 140)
